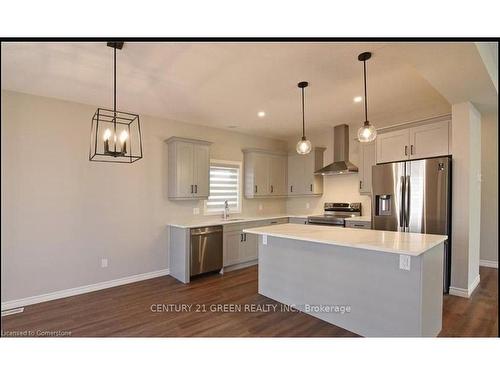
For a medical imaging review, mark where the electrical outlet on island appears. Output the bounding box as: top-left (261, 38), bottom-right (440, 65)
top-left (399, 255), bottom-right (411, 271)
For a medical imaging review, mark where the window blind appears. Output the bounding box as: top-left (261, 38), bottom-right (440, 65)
top-left (206, 164), bottom-right (240, 213)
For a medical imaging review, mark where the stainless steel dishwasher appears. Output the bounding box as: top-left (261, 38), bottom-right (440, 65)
top-left (190, 226), bottom-right (223, 276)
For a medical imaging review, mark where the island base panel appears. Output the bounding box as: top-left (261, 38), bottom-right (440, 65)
top-left (257, 236), bottom-right (443, 337)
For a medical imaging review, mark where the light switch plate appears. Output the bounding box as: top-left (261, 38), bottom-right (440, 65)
top-left (306, 202), bottom-right (310, 209)
top-left (193, 207), bottom-right (200, 215)
top-left (399, 255), bottom-right (411, 271)
top-left (262, 235), bottom-right (267, 245)
top-left (258, 204), bottom-right (263, 211)
top-left (101, 258), bottom-right (108, 268)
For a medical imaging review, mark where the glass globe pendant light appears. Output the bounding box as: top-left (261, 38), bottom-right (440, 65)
top-left (357, 52), bottom-right (377, 143)
top-left (296, 81), bottom-right (312, 154)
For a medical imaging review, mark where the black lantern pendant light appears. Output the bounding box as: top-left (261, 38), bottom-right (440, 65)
top-left (89, 42), bottom-right (143, 163)
top-left (296, 81), bottom-right (312, 155)
top-left (357, 52), bottom-right (377, 143)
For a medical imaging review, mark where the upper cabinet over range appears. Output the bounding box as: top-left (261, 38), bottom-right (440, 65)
top-left (376, 120), bottom-right (451, 164)
top-left (166, 137), bottom-right (212, 200)
top-left (243, 149), bottom-right (288, 198)
top-left (288, 147), bottom-right (325, 196)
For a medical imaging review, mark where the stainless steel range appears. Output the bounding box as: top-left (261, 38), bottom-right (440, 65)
top-left (307, 202), bottom-right (361, 226)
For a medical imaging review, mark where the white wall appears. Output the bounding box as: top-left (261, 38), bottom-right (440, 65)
top-left (285, 126), bottom-right (371, 217)
top-left (450, 102), bottom-right (482, 292)
top-left (480, 112), bottom-right (498, 264)
top-left (1, 90), bottom-right (287, 302)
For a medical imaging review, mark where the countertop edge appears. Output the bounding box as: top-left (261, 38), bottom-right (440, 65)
top-left (167, 215), bottom-right (302, 229)
top-left (167, 215), bottom-right (290, 229)
top-left (344, 216), bottom-right (372, 222)
top-left (243, 226), bottom-right (447, 256)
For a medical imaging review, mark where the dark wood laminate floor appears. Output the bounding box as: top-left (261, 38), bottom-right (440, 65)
top-left (2, 266), bottom-right (497, 337)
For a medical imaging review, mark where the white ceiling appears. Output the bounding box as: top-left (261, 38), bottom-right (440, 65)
top-left (3, 41), bottom-right (492, 140)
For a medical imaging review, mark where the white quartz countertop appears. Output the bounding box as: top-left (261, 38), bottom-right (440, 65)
top-left (344, 216), bottom-right (372, 222)
top-left (243, 223), bottom-right (447, 256)
top-left (168, 215), bottom-right (295, 229)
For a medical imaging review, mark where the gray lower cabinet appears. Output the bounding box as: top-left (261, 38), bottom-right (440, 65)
top-left (224, 231), bottom-right (258, 267)
top-left (289, 217), bottom-right (308, 224)
top-left (169, 217), bottom-right (290, 283)
top-left (224, 230), bottom-right (245, 266)
top-left (223, 218), bottom-right (288, 267)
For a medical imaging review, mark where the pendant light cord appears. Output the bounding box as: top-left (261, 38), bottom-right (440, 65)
top-left (113, 46), bottom-right (117, 152)
top-left (363, 60), bottom-right (368, 124)
top-left (301, 86), bottom-right (305, 138)
top-left (114, 46), bottom-right (117, 113)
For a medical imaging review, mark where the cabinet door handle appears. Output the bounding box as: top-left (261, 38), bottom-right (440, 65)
top-left (244, 233), bottom-right (247, 241)
top-left (254, 185), bottom-right (257, 193)
top-left (410, 145), bottom-right (414, 155)
top-left (194, 184), bottom-right (198, 193)
top-left (310, 184), bottom-right (313, 192)
top-left (290, 185), bottom-right (293, 193)
top-left (404, 145), bottom-right (408, 156)
top-left (240, 233), bottom-right (243, 242)
top-left (359, 181), bottom-right (362, 189)
top-left (271, 185), bottom-right (274, 193)
top-left (191, 185), bottom-right (194, 194)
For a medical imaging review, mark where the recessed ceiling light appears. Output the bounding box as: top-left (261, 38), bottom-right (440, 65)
top-left (257, 111), bottom-right (266, 117)
top-left (353, 96), bottom-right (363, 103)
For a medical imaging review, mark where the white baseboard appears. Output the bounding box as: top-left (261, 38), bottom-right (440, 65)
top-left (1, 268), bottom-right (169, 311)
top-left (1, 307), bottom-right (24, 317)
top-left (449, 274), bottom-right (481, 298)
top-left (480, 259), bottom-right (498, 268)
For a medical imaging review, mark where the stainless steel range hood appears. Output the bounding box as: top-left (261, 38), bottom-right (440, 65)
top-left (314, 124), bottom-right (358, 175)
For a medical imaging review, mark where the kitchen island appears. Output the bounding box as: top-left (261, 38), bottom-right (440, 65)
top-left (243, 223), bottom-right (447, 337)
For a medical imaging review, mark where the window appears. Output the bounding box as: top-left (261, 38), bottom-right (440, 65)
top-left (205, 160), bottom-right (241, 214)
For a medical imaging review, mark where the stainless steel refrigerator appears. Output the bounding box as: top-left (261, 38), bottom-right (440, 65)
top-left (371, 156), bottom-right (452, 293)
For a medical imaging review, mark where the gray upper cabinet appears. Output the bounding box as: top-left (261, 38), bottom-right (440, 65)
top-left (287, 147), bottom-right (325, 196)
top-left (243, 149), bottom-right (287, 198)
top-left (408, 120), bottom-right (450, 160)
top-left (269, 154), bottom-right (287, 196)
top-left (376, 128), bottom-right (410, 164)
top-left (376, 120), bottom-right (450, 164)
top-left (358, 142), bottom-right (376, 195)
top-left (166, 137), bottom-right (212, 200)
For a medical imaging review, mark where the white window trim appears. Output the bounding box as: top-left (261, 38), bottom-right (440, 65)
top-left (204, 159), bottom-right (242, 216)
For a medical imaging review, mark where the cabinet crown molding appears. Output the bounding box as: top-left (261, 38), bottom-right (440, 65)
top-left (377, 114), bottom-right (451, 135)
top-left (165, 136), bottom-right (212, 145)
top-left (242, 148), bottom-right (287, 156)
top-left (287, 146), bottom-right (326, 155)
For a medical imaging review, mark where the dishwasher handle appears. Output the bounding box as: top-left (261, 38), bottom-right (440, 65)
top-left (190, 226), bottom-right (223, 236)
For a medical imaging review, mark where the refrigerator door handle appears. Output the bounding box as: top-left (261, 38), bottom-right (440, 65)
top-left (405, 175), bottom-right (411, 232)
top-left (400, 175), bottom-right (405, 230)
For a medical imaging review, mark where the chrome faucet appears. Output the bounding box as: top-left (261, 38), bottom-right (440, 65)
top-left (223, 200), bottom-right (229, 220)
